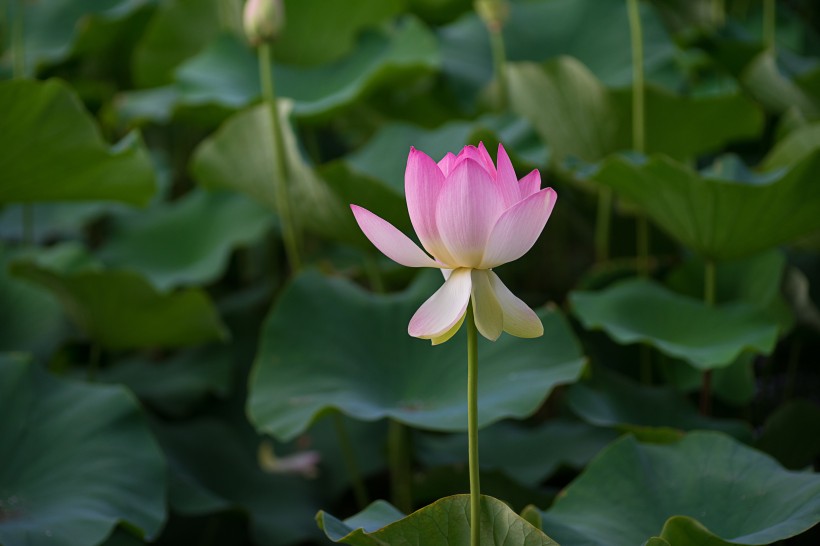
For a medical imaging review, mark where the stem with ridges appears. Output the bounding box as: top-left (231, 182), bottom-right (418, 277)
top-left (333, 412), bottom-right (369, 509)
top-left (700, 260), bottom-right (716, 415)
top-left (467, 304), bottom-right (481, 546)
top-left (388, 419), bottom-right (413, 513)
top-left (258, 43), bottom-right (302, 273)
top-left (627, 0), bottom-right (650, 277)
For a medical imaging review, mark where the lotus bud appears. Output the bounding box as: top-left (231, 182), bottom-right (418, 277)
top-left (475, 0), bottom-right (509, 32)
top-left (243, 0), bottom-right (285, 46)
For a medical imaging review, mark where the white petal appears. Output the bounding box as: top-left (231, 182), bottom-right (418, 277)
top-left (431, 313), bottom-right (465, 345)
top-left (488, 271), bottom-right (543, 338)
top-left (409, 268), bottom-right (472, 339)
top-left (471, 269), bottom-right (503, 341)
top-left (351, 205), bottom-right (440, 268)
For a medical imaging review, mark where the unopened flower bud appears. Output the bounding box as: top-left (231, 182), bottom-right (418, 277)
top-left (243, 0), bottom-right (285, 46)
top-left (475, 0), bottom-right (509, 32)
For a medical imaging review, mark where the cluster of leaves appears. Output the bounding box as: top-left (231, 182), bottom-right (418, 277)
top-left (1, 0), bottom-right (820, 545)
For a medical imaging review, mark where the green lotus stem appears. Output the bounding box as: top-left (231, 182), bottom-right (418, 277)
top-left (333, 412), bottom-right (369, 509)
top-left (467, 303), bottom-right (481, 546)
top-left (257, 43), bottom-right (302, 273)
top-left (763, 0), bottom-right (776, 49)
top-left (700, 260), bottom-right (716, 415)
top-left (489, 27), bottom-right (508, 110)
top-left (626, 0), bottom-right (645, 154)
top-left (627, 0), bottom-right (650, 277)
top-left (595, 188), bottom-right (612, 263)
top-left (388, 419), bottom-right (413, 513)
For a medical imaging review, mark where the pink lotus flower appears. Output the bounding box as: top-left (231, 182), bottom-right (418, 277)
top-left (351, 143), bottom-right (557, 344)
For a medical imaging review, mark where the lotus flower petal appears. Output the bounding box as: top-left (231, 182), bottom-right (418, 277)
top-left (351, 205), bottom-right (440, 268)
top-left (489, 271), bottom-right (543, 338)
top-left (409, 268), bottom-right (472, 339)
top-left (436, 159), bottom-right (505, 267)
top-left (480, 188), bottom-right (557, 269)
top-left (471, 269), bottom-right (503, 341)
top-left (437, 152), bottom-right (457, 176)
top-left (519, 170), bottom-right (542, 199)
top-left (453, 144), bottom-right (495, 177)
top-left (495, 144), bottom-right (523, 208)
top-left (431, 313), bottom-right (465, 345)
top-left (405, 148), bottom-right (456, 265)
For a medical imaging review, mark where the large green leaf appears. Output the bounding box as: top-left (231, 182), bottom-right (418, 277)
top-left (124, 16), bottom-right (440, 122)
top-left (0, 79), bottom-right (156, 205)
top-left (592, 152), bottom-right (820, 260)
top-left (416, 419), bottom-right (619, 486)
top-left (132, 0), bottom-right (228, 87)
top-left (273, 0), bottom-right (405, 66)
top-left (247, 270), bottom-right (586, 441)
top-left (538, 432), bottom-right (820, 545)
top-left (0, 203), bottom-right (112, 243)
top-left (570, 278), bottom-right (779, 370)
top-left (506, 57), bottom-right (763, 164)
top-left (5, 0), bottom-right (149, 73)
top-left (155, 417), bottom-right (322, 546)
top-left (190, 101), bottom-right (358, 244)
top-left (762, 122), bottom-right (820, 170)
top-left (97, 345), bottom-right (234, 417)
top-left (755, 399), bottom-right (820, 470)
top-left (0, 247), bottom-right (67, 359)
top-left (740, 50), bottom-right (820, 119)
top-left (0, 354), bottom-right (166, 546)
top-left (99, 189), bottom-right (272, 290)
top-left (565, 370), bottom-right (752, 441)
top-left (438, 0), bottom-right (677, 94)
top-left (10, 244), bottom-right (228, 350)
top-left (317, 494), bottom-right (559, 545)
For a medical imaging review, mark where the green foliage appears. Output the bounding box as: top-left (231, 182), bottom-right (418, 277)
top-left (570, 279), bottom-right (779, 370)
top-left (0, 79), bottom-right (156, 205)
top-left (248, 270), bottom-right (586, 441)
top-left (539, 432), bottom-right (820, 545)
top-left (318, 495), bottom-right (559, 545)
top-left (592, 152), bottom-right (820, 260)
top-left (4, 0), bottom-right (820, 544)
top-left (0, 354), bottom-right (166, 546)
top-left (10, 244), bottom-right (228, 350)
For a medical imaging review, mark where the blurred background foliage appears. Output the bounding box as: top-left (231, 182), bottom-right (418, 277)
top-left (1, 0), bottom-right (820, 545)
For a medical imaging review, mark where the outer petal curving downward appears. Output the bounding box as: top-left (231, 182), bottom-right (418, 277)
top-left (479, 188), bottom-right (557, 269)
top-left (351, 205), bottom-right (440, 268)
top-left (488, 271), bottom-right (543, 337)
top-left (436, 159), bottom-right (505, 268)
top-left (470, 269), bottom-right (503, 341)
top-left (409, 268), bottom-right (472, 339)
top-left (405, 148), bottom-right (456, 265)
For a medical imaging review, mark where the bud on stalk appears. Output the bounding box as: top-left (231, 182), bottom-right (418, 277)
top-left (243, 0), bottom-right (285, 46)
